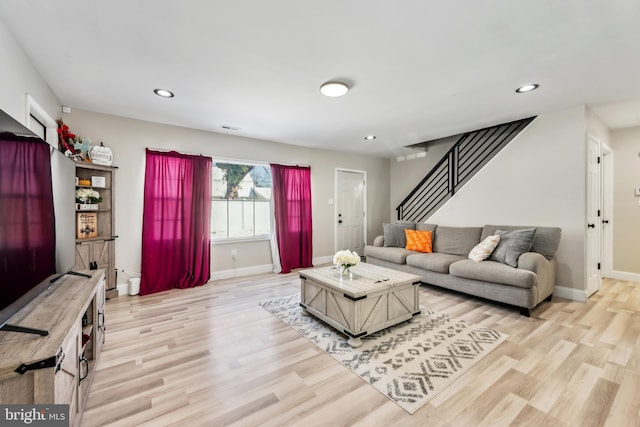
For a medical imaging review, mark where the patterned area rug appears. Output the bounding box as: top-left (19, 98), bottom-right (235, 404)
top-left (260, 294), bottom-right (508, 414)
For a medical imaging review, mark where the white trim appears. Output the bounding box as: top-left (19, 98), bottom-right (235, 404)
top-left (210, 263), bottom-right (274, 280)
top-left (312, 255), bottom-right (333, 266)
top-left (211, 236), bottom-right (270, 245)
top-left (607, 271), bottom-right (640, 283)
top-left (585, 133), bottom-right (602, 296)
top-left (25, 94), bottom-right (57, 146)
top-left (212, 156), bottom-right (269, 167)
top-left (210, 256), bottom-right (332, 280)
top-left (269, 195), bottom-right (282, 273)
top-left (334, 168), bottom-right (367, 253)
top-left (601, 145), bottom-right (614, 277)
top-left (554, 285), bottom-right (588, 302)
top-left (211, 154), bottom-right (307, 168)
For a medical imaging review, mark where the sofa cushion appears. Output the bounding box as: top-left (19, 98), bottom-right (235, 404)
top-left (406, 253), bottom-right (466, 274)
top-left (482, 225), bottom-right (561, 259)
top-left (364, 245), bottom-right (416, 264)
top-left (433, 226), bottom-right (482, 256)
top-left (468, 234), bottom-right (500, 262)
top-left (489, 228), bottom-right (536, 267)
top-left (405, 229), bottom-right (433, 253)
top-left (449, 259), bottom-right (537, 289)
top-left (416, 223), bottom-right (438, 233)
top-left (383, 222), bottom-right (415, 247)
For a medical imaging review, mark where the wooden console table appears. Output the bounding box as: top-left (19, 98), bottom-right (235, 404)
top-left (0, 270), bottom-right (105, 427)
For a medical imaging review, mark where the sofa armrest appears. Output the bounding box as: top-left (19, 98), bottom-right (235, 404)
top-left (518, 252), bottom-right (556, 303)
top-left (517, 252), bottom-right (547, 273)
top-left (373, 235), bottom-right (384, 247)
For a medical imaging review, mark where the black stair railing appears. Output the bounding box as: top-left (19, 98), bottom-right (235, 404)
top-left (396, 116), bottom-right (535, 222)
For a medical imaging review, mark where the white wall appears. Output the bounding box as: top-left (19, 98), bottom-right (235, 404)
top-left (64, 109), bottom-right (390, 283)
top-left (426, 106), bottom-right (587, 291)
top-left (610, 126), bottom-right (640, 275)
top-left (586, 108), bottom-right (612, 146)
top-left (0, 18), bottom-right (599, 292)
top-left (0, 18), bottom-right (60, 127)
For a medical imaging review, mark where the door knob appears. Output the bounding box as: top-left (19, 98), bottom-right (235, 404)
top-left (587, 223), bottom-right (595, 228)
top-left (338, 220), bottom-right (343, 224)
top-left (602, 220), bottom-right (609, 224)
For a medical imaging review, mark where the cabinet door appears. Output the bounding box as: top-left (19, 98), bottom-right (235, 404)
top-left (74, 242), bottom-right (92, 271)
top-left (93, 240), bottom-right (114, 290)
top-left (54, 325), bottom-right (80, 425)
top-left (92, 240), bottom-right (108, 264)
top-left (74, 240), bottom-right (115, 292)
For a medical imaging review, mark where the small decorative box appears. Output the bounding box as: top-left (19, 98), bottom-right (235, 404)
top-left (76, 203), bottom-right (99, 211)
top-left (91, 176), bottom-right (106, 188)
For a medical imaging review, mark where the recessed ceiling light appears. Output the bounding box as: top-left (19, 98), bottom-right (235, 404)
top-left (364, 135), bottom-right (376, 141)
top-left (320, 81), bottom-right (349, 97)
top-left (154, 88), bottom-right (175, 98)
top-left (515, 84), bottom-right (539, 93)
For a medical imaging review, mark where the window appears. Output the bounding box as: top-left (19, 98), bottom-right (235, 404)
top-left (211, 160), bottom-right (272, 240)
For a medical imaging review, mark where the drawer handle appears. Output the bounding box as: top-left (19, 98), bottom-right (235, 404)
top-left (79, 356), bottom-right (89, 384)
top-left (98, 311), bottom-right (106, 344)
top-left (55, 350), bottom-right (65, 374)
top-left (98, 311), bottom-right (105, 329)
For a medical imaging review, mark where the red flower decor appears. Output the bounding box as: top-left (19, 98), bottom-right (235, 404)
top-left (56, 119), bottom-right (76, 153)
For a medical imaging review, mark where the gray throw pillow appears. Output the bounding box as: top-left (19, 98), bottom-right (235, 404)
top-left (489, 228), bottom-right (536, 267)
top-left (383, 222), bottom-right (415, 247)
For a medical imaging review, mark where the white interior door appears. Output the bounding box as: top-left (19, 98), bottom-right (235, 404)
top-left (586, 135), bottom-right (602, 296)
top-left (336, 170), bottom-right (365, 254)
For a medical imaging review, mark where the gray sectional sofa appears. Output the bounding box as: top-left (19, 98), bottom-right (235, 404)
top-left (363, 223), bottom-right (561, 316)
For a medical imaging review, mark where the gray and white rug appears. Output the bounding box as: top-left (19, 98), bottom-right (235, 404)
top-left (260, 294), bottom-right (508, 414)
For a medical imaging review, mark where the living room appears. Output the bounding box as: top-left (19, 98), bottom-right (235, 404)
top-left (1, 2), bottom-right (640, 426)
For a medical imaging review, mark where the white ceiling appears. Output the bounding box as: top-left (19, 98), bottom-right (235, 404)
top-left (1, 1), bottom-right (639, 157)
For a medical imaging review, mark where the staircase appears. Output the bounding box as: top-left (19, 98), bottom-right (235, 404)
top-left (396, 117), bottom-right (536, 222)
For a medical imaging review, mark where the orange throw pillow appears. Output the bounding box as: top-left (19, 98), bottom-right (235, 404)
top-left (405, 229), bottom-right (433, 253)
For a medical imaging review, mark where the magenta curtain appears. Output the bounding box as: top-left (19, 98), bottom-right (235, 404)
top-left (0, 134), bottom-right (56, 306)
top-left (270, 164), bottom-right (312, 273)
top-left (141, 149), bottom-right (212, 295)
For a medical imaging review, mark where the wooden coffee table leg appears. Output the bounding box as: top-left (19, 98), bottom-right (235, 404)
top-left (347, 337), bottom-right (362, 348)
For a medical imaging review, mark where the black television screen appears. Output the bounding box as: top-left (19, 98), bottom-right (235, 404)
top-left (0, 133), bottom-right (76, 332)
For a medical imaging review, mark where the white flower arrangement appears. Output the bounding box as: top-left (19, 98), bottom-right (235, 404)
top-left (75, 188), bottom-right (102, 204)
top-left (333, 249), bottom-right (360, 269)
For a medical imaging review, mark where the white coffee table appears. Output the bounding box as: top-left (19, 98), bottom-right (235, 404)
top-left (299, 263), bottom-right (422, 347)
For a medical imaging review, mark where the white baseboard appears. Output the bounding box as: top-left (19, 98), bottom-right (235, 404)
top-left (607, 270), bottom-right (640, 283)
top-left (211, 264), bottom-right (275, 281)
top-left (211, 256), bottom-right (333, 281)
top-left (313, 255), bottom-right (333, 266)
top-left (554, 285), bottom-right (587, 302)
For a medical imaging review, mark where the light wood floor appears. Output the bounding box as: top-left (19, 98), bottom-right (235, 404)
top-left (82, 272), bottom-right (640, 427)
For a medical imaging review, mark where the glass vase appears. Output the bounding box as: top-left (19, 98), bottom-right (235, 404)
top-left (339, 265), bottom-right (352, 279)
